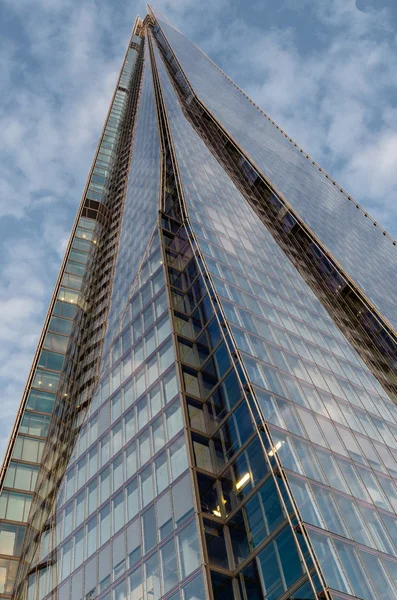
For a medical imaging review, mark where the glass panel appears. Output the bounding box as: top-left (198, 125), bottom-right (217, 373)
top-left (177, 522), bottom-right (201, 578)
top-left (172, 474), bottom-right (194, 526)
top-left (161, 539), bottom-right (178, 593)
top-left (144, 552), bottom-right (161, 600)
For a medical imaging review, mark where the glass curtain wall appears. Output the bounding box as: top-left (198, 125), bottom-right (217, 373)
top-left (3, 11), bottom-right (397, 600)
top-left (149, 22), bottom-right (397, 600)
top-left (151, 11), bottom-right (397, 336)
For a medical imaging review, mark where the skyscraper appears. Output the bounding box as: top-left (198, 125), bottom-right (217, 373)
top-left (1, 5), bottom-right (397, 599)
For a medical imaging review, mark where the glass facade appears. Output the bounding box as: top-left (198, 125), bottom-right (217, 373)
top-left (1, 10), bottom-right (396, 600)
top-left (151, 12), bottom-right (397, 335)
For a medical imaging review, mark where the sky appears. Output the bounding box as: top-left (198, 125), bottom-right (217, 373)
top-left (0, 0), bottom-right (397, 461)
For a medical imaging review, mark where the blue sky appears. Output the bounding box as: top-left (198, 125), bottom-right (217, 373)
top-left (0, 0), bottom-right (396, 460)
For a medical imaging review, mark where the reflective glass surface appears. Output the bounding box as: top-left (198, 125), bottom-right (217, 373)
top-left (32, 234), bottom-right (202, 600)
top-left (152, 35), bottom-right (397, 599)
top-left (155, 16), bottom-right (397, 334)
top-left (103, 40), bottom-right (161, 358)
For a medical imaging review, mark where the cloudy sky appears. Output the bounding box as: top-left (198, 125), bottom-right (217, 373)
top-left (0, 0), bottom-right (396, 461)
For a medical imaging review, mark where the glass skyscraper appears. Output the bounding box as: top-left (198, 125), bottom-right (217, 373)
top-left (1, 7), bottom-right (397, 600)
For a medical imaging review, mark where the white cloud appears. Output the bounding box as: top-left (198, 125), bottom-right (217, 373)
top-left (0, 236), bottom-right (49, 460)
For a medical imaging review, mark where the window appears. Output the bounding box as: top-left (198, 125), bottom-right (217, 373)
top-left (73, 528), bottom-right (84, 571)
top-left (138, 430), bottom-right (151, 467)
top-left (100, 467), bottom-right (111, 504)
top-left (137, 397), bottom-right (148, 431)
top-left (140, 466), bottom-right (154, 507)
top-left (0, 524), bottom-right (25, 557)
top-left (143, 506), bottom-right (156, 554)
top-left (112, 422), bottom-right (123, 456)
top-left (60, 540), bottom-right (71, 581)
top-left (127, 479), bottom-right (139, 521)
top-left (172, 474), bottom-right (194, 527)
top-left (0, 491), bottom-right (32, 522)
top-left (156, 492), bottom-right (173, 540)
top-left (177, 522), bottom-right (201, 578)
top-left (166, 401), bottom-right (183, 440)
top-left (98, 545), bottom-right (111, 592)
top-left (113, 491), bottom-right (125, 534)
top-left (112, 531), bottom-right (125, 580)
top-left (150, 384), bottom-right (163, 417)
top-left (155, 453), bottom-right (169, 494)
top-left (182, 574), bottom-right (206, 600)
top-left (144, 552), bottom-right (160, 600)
top-left (204, 520), bottom-right (228, 569)
top-left (161, 539), bottom-right (178, 593)
top-left (127, 520), bottom-right (141, 568)
top-left (100, 503), bottom-right (111, 546)
top-left (129, 567), bottom-right (143, 600)
top-left (87, 479), bottom-right (97, 516)
top-left (113, 454), bottom-right (123, 491)
top-left (170, 437), bottom-right (189, 480)
top-left (113, 580), bottom-right (127, 600)
top-left (4, 463), bottom-right (38, 492)
top-left (125, 441), bottom-right (137, 481)
top-left (152, 416), bottom-right (165, 453)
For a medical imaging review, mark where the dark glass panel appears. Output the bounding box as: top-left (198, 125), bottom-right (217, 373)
top-left (204, 519), bottom-right (229, 569)
top-left (211, 572), bottom-right (235, 600)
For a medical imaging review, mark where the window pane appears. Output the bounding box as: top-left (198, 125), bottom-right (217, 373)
top-left (172, 474), bottom-right (194, 527)
top-left (113, 491), bottom-right (125, 534)
top-left (100, 503), bottom-right (111, 546)
top-left (140, 466), bottom-right (154, 507)
top-left (161, 539), bottom-right (178, 593)
top-left (127, 520), bottom-right (141, 568)
top-left (129, 567), bottom-right (143, 600)
top-left (144, 552), bottom-right (161, 600)
top-left (156, 492), bottom-right (173, 540)
top-left (127, 480), bottom-right (139, 521)
top-left (169, 437), bottom-right (189, 480)
top-left (182, 573), bottom-right (206, 600)
top-left (177, 522), bottom-right (201, 578)
top-left (143, 507), bottom-right (157, 554)
top-left (155, 453), bottom-right (169, 494)
top-left (113, 580), bottom-right (127, 600)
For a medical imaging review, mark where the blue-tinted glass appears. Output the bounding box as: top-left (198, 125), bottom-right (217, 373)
top-left (211, 572), bottom-right (234, 600)
top-left (155, 17), bottom-right (397, 332)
